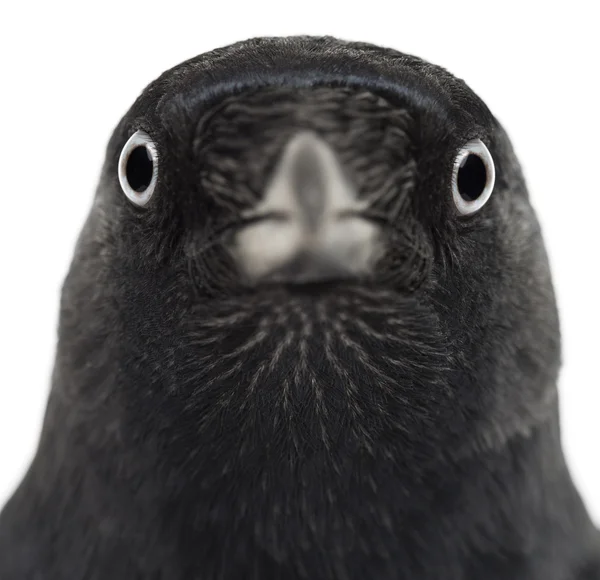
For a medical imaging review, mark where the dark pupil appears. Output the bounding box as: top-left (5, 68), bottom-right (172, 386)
top-left (126, 146), bottom-right (153, 192)
top-left (457, 153), bottom-right (488, 201)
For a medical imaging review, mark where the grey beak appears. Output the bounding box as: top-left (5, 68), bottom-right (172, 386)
top-left (233, 132), bottom-right (380, 284)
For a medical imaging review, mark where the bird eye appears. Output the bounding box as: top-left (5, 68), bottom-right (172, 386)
top-left (118, 130), bottom-right (158, 207)
top-left (452, 139), bottom-right (495, 215)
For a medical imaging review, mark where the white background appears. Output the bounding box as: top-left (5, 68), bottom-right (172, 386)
top-left (0, 1), bottom-right (598, 523)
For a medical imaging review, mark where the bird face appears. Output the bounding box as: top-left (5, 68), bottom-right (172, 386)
top-left (67, 40), bottom-right (560, 493)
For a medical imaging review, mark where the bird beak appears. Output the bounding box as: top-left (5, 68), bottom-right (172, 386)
top-left (233, 131), bottom-right (381, 285)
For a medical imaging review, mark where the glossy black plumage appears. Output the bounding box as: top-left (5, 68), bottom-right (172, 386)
top-left (0, 36), bottom-right (598, 579)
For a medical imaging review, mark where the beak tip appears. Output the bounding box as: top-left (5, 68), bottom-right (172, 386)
top-left (232, 131), bottom-right (380, 285)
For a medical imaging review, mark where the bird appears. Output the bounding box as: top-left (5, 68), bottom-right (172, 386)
top-left (0, 36), bottom-right (598, 580)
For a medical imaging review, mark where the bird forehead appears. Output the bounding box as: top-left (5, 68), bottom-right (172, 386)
top-left (152, 37), bottom-right (462, 129)
top-left (191, 86), bottom-right (416, 204)
top-left (190, 85), bottom-right (415, 141)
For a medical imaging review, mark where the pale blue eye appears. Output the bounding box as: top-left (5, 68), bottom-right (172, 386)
top-left (452, 139), bottom-right (495, 215)
top-left (118, 130), bottom-right (159, 207)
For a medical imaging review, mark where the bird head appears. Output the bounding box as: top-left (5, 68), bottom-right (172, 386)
top-left (62, 37), bottom-right (560, 498)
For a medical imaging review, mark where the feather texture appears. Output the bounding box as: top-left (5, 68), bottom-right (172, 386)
top-left (0, 36), bottom-right (598, 579)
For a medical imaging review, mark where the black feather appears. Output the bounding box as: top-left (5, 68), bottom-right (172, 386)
top-left (1, 36), bottom-right (598, 580)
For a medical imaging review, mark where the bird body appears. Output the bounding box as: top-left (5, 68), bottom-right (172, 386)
top-left (0, 36), bottom-right (598, 579)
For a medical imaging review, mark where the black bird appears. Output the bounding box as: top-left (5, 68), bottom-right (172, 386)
top-left (0, 36), bottom-right (598, 580)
